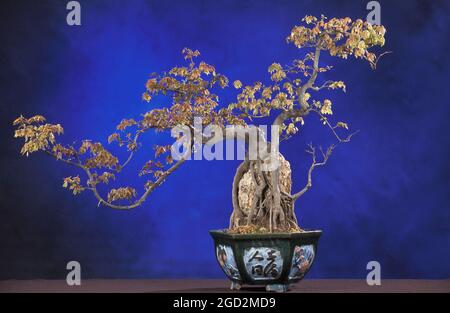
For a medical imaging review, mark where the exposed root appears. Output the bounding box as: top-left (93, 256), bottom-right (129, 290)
top-left (229, 154), bottom-right (302, 233)
top-left (228, 224), bottom-right (303, 234)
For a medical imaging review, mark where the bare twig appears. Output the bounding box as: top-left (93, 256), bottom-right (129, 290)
top-left (291, 143), bottom-right (335, 200)
top-left (312, 109), bottom-right (359, 143)
top-left (371, 51), bottom-right (392, 70)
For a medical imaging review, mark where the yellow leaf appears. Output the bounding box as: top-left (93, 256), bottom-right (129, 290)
top-left (142, 92), bottom-right (151, 102)
top-left (233, 80), bottom-right (242, 89)
top-left (321, 99), bottom-right (333, 115)
top-left (336, 122), bottom-right (348, 129)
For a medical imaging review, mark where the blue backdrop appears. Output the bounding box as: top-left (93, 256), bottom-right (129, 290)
top-left (0, 0), bottom-right (449, 279)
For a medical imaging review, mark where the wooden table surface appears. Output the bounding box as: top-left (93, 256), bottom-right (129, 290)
top-left (0, 279), bottom-right (448, 293)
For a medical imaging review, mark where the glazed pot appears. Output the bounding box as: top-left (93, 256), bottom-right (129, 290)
top-left (210, 229), bottom-right (322, 292)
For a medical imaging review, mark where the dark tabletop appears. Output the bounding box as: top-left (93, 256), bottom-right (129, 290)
top-left (0, 279), bottom-right (448, 293)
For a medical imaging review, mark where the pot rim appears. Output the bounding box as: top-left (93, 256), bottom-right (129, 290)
top-left (209, 229), bottom-right (322, 240)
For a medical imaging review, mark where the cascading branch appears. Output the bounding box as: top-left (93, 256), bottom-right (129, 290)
top-left (13, 16), bottom-right (387, 232)
top-left (13, 48), bottom-right (243, 210)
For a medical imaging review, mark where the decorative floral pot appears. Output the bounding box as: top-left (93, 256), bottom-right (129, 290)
top-left (210, 229), bottom-right (322, 292)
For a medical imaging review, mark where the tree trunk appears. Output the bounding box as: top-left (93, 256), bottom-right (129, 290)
top-left (229, 153), bottom-right (301, 233)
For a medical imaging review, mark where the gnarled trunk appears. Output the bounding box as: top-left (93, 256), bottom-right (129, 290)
top-left (229, 153), bottom-right (300, 233)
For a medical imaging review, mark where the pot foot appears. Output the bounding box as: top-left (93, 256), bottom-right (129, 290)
top-left (230, 281), bottom-right (242, 290)
top-left (265, 284), bottom-right (289, 293)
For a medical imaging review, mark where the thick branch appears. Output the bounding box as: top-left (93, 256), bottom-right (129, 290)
top-left (272, 48), bottom-right (321, 129)
top-left (273, 108), bottom-right (307, 128)
top-left (298, 47), bottom-right (321, 109)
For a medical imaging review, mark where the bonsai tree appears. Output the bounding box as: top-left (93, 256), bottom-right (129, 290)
top-left (13, 15), bottom-right (387, 234)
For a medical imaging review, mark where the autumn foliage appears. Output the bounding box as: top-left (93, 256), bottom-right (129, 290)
top-left (14, 16), bottom-right (387, 232)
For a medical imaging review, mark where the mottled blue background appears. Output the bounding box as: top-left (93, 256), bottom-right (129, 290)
top-left (0, 0), bottom-right (449, 279)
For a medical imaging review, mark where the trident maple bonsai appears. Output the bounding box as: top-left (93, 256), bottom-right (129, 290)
top-left (13, 15), bottom-right (387, 234)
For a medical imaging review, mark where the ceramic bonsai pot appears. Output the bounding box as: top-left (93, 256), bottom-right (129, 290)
top-left (210, 229), bottom-right (322, 292)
